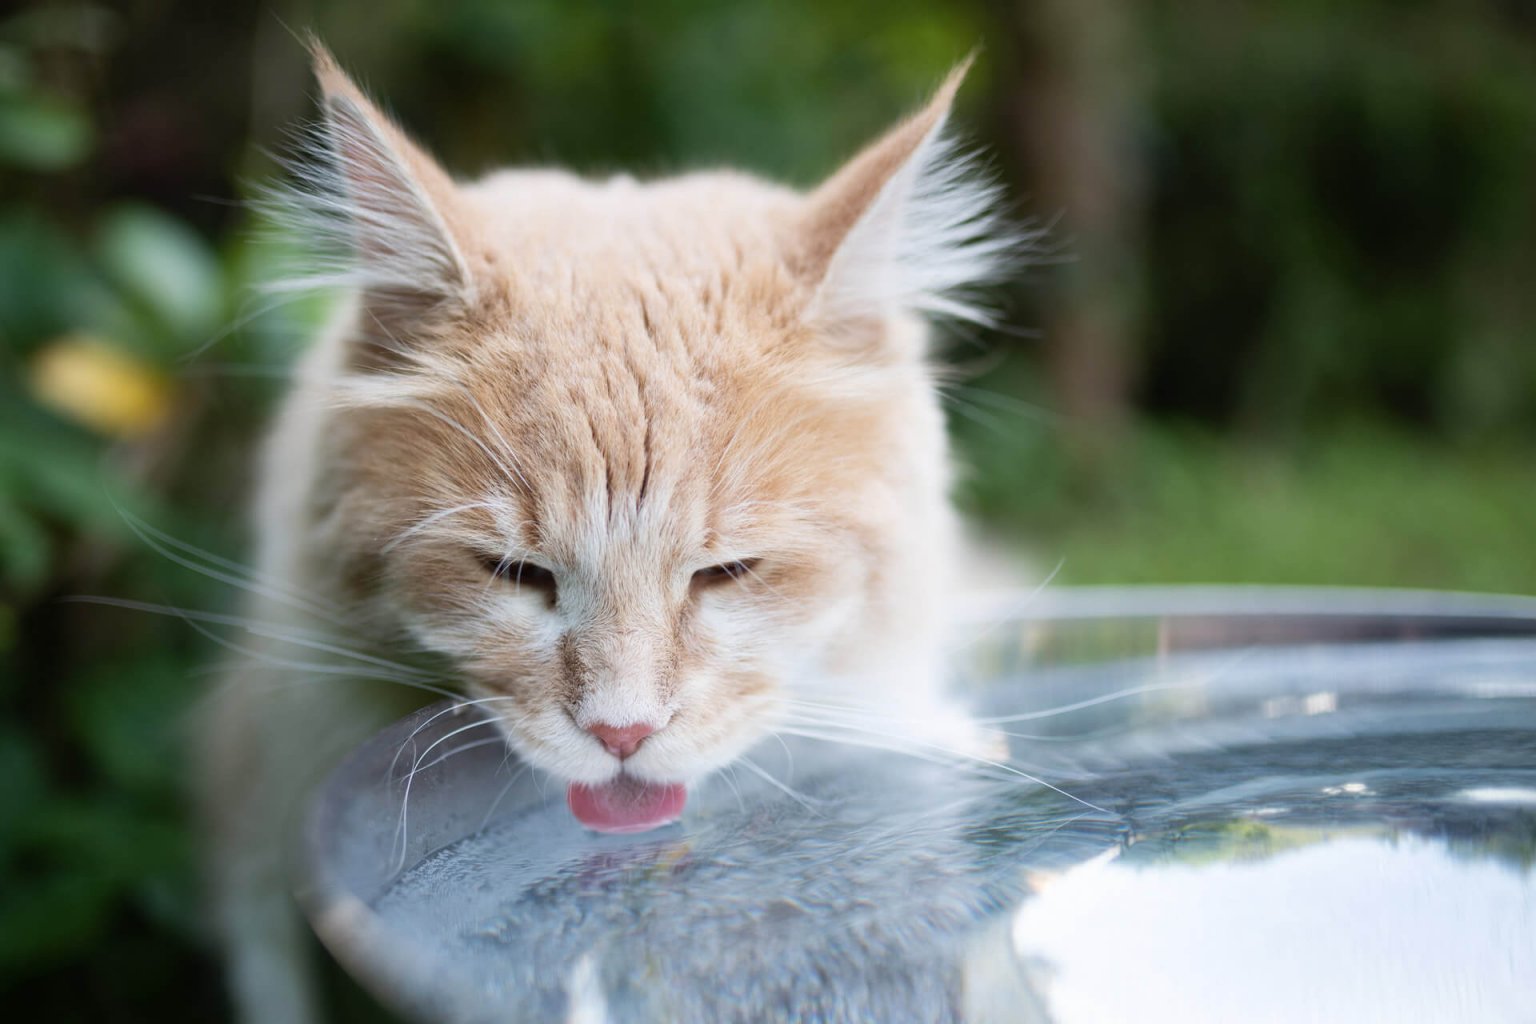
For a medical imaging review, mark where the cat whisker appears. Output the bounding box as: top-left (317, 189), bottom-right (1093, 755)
top-left (115, 506), bottom-right (282, 587)
top-left (390, 397), bottom-right (531, 501)
top-left (181, 361), bottom-right (296, 380)
top-left (778, 723), bottom-right (1077, 803)
top-left (780, 704), bottom-right (1099, 755)
top-left (111, 503), bottom-right (347, 626)
top-left (387, 695), bottom-right (522, 781)
top-left (773, 725), bottom-right (966, 770)
top-left (737, 561), bottom-right (795, 608)
top-left (448, 382), bottom-right (534, 494)
top-left (941, 381), bottom-right (1058, 424)
top-left (780, 712), bottom-right (1056, 761)
top-left (70, 595), bottom-right (441, 682)
top-left (970, 680), bottom-right (1201, 725)
top-left (974, 647), bottom-right (1258, 726)
top-left (935, 381), bottom-right (1059, 441)
top-left (767, 730), bottom-right (797, 781)
top-left (72, 596), bottom-right (442, 685)
top-left (179, 286), bottom-right (323, 363)
top-left (393, 716), bottom-right (511, 872)
top-left (404, 735), bottom-right (505, 779)
top-left (946, 556), bottom-right (1066, 642)
top-left (712, 764), bottom-right (747, 816)
top-left (382, 500), bottom-right (508, 554)
top-left (735, 755), bottom-right (826, 812)
top-left (477, 763), bottom-right (533, 832)
top-left (942, 393), bottom-right (1017, 436)
top-left (783, 675), bottom-right (1198, 728)
top-left (774, 718), bottom-right (1112, 816)
top-left (182, 621), bottom-right (465, 709)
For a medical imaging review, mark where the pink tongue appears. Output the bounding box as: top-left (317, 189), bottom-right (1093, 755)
top-left (567, 777), bottom-right (687, 834)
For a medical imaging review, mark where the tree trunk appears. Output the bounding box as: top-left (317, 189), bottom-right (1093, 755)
top-left (993, 0), bottom-right (1143, 473)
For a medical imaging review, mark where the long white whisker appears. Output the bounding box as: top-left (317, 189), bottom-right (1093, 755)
top-left (115, 506), bottom-right (294, 594)
top-left (736, 756), bottom-right (825, 811)
top-left (973, 681), bottom-right (1199, 724)
top-left (179, 286), bottom-right (320, 362)
top-left (783, 677), bottom-right (1197, 728)
top-left (175, 614), bottom-right (460, 701)
top-left (69, 596), bottom-right (440, 682)
top-left (394, 716), bottom-right (508, 871)
top-left (112, 504), bottom-right (346, 626)
top-left (767, 730), bottom-right (797, 781)
top-left (382, 501), bottom-right (505, 554)
top-left (408, 401), bottom-right (530, 500)
top-left (78, 599), bottom-right (461, 706)
top-left (773, 720), bottom-right (1113, 816)
top-left (739, 561), bottom-right (795, 608)
top-left (478, 763), bottom-right (533, 832)
top-left (715, 764), bottom-right (747, 816)
top-left (449, 382), bottom-right (532, 493)
top-left (405, 735), bottom-right (505, 778)
top-left (948, 556), bottom-right (1066, 645)
top-left (388, 696), bottom-right (521, 781)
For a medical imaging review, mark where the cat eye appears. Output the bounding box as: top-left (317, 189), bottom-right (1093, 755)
top-left (692, 558), bottom-right (761, 589)
top-left (481, 555), bottom-right (558, 598)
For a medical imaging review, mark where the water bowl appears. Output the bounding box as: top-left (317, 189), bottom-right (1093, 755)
top-left (301, 586), bottom-right (1536, 1023)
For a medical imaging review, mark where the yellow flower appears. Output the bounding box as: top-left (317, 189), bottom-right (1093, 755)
top-left (28, 334), bottom-right (173, 438)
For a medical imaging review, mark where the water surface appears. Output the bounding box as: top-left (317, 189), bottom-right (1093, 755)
top-left (306, 600), bottom-right (1536, 1023)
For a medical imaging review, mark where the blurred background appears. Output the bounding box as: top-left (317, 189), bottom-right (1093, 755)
top-left (1, 0), bottom-right (1533, 1017)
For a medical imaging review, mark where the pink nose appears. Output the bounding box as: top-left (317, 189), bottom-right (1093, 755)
top-left (586, 722), bottom-right (655, 760)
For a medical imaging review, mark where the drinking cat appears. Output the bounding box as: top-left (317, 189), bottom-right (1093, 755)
top-left (203, 42), bottom-right (1019, 1023)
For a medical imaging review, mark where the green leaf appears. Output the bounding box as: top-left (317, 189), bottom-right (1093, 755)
top-left (0, 92), bottom-right (90, 170)
top-left (68, 655), bottom-right (194, 796)
top-left (0, 210), bottom-right (91, 349)
top-left (0, 868), bottom-right (116, 979)
top-left (0, 725), bottom-right (46, 861)
top-left (94, 204), bottom-right (224, 351)
top-left (0, 491), bottom-right (51, 592)
top-left (0, 413), bottom-right (139, 538)
top-left (21, 797), bottom-right (185, 880)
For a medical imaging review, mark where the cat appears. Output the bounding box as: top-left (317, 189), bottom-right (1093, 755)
top-left (202, 41), bottom-right (1018, 1024)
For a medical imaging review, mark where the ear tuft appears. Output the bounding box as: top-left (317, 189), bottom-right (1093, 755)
top-left (801, 58), bottom-right (1030, 331)
top-left (262, 40), bottom-right (475, 317)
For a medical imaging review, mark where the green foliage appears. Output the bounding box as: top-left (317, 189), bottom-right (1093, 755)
top-left (0, 7), bottom-right (308, 1015)
top-left (328, 0), bottom-right (985, 181)
top-left (0, 43), bottom-right (90, 170)
top-left (0, 650), bottom-right (208, 990)
top-left (94, 204), bottom-right (228, 358)
top-left (957, 415), bottom-right (1536, 593)
top-left (1137, 0), bottom-right (1536, 438)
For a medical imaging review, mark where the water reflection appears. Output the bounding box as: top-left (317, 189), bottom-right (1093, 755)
top-left (1011, 832), bottom-right (1536, 1024)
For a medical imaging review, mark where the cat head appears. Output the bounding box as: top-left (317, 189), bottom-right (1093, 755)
top-left (281, 44), bottom-right (1017, 791)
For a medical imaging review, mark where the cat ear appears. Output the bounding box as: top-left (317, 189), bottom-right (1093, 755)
top-left (297, 42), bottom-right (476, 317)
top-left (799, 58), bottom-right (1015, 334)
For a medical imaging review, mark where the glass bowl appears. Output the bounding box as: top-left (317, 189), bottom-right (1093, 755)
top-left (301, 586), bottom-right (1536, 1023)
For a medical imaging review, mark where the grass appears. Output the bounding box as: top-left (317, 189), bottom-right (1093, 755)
top-left (956, 421), bottom-right (1536, 596)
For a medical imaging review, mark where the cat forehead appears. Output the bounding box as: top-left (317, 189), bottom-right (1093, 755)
top-left (446, 341), bottom-right (835, 504)
top-left (461, 170), bottom-right (802, 276)
top-left (433, 171), bottom-right (813, 362)
top-left (368, 331), bottom-right (871, 555)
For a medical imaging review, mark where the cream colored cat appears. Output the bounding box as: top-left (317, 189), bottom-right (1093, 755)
top-left (204, 43), bottom-right (1017, 1023)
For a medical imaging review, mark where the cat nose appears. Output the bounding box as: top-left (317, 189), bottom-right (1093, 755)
top-left (586, 722), bottom-right (655, 760)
